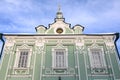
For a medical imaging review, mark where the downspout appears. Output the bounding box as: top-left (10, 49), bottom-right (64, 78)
top-left (114, 33), bottom-right (120, 61)
top-left (0, 33), bottom-right (5, 60)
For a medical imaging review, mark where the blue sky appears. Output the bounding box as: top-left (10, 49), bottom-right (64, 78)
top-left (0, 0), bottom-right (120, 54)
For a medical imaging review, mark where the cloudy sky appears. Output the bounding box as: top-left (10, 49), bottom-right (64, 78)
top-left (0, 0), bottom-right (120, 54)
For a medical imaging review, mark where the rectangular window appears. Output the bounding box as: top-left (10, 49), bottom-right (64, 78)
top-left (90, 49), bottom-right (104, 68)
top-left (18, 50), bottom-right (28, 68)
top-left (53, 49), bottom-right (67, 69)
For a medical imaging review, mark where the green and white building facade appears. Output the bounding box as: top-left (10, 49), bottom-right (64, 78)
top-left (0, 9), bottom-right (120, 80)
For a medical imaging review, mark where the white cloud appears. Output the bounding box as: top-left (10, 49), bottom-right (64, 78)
top-left (64, 0), bottom-right (120, 33)
top-left (0, 0), bottom-right (120, 54)
top-left (0, 0), bottom-right (120, 33)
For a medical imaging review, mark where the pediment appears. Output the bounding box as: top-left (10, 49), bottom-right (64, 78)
top-left (45, 21), bottom-right (74, 34)
top-left (18, 44), bottom-right (31, 49)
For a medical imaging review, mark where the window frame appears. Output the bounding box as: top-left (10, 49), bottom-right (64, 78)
top-left (14, 44), bottom-right (32, 69)
top-left (54, 49), bottom-right (66, 68)
top-left (89, 48), bottom-right (104, 68)
top-left (18, 49), bottom-right (29, 68)
top-left (88, 46), bottom-right (106, 69)
top-left (52, 46), bottom-right (68, 69)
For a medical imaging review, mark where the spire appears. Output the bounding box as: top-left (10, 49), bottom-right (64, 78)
top-left (56, 4), bottom-right (63, 19)
top-left (58, 4), bottom-right (61, 12)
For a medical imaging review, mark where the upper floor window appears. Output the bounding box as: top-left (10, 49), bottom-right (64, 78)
top-left (89, 48), bottom-right (105, 68)
top-left (14, 44), bottom-right (32, 69)
top-left (18, 50), bottom-right (29, 68)
top-left (52, 49), bottom-right (68, 69)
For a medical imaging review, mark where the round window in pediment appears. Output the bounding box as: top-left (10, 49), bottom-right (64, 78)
top-left (56, 28), bottom-right (63, 34)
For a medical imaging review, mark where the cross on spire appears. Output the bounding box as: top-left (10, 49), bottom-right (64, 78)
top-left (58, 4), bottom-right (61, 12)
top-left (55, 4), bottom-right (65, 21)
top-left (56, 4), bottom-right (63, 19)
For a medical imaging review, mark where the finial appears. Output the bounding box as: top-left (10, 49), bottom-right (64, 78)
top-left (58, 4), bottom-right (61, 12)
top-left (56, 4), bottom-right (64, 20)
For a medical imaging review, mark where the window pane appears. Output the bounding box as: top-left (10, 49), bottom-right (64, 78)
top-left (90, 49), bottom-right (103, 68)
top-left (18, 51), bottom-right (28, 68)
top-left (55, 49), bottom-right (66, 68)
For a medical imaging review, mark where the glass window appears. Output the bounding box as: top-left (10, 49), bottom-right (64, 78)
top-left (18, 50), bottom-right (28, 68)
top-left (90, 49), bottom-right (104, 68)
top-left (53, 49), bottom-right (67, 69)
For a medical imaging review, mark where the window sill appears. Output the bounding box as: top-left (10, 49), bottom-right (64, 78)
top-left (13, 67), bottom-right (30, 75)
top-left (14, 67), bottom-right (29, 70)
top-left (52, 67), bottom-right (67, 70)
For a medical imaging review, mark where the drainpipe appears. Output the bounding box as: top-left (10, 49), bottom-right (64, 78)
top-left (0, 33), bottom-right (5, 60)
top-left (114, 33), bottom-right (120, 61)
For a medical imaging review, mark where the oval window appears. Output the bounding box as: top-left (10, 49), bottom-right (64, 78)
top-left (56, 28), bottom-right (63, 34)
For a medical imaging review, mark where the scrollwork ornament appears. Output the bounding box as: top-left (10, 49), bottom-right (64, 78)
top-left (4, 46), bottom-right (13, 54)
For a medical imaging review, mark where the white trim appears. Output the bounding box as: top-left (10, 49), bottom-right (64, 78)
top-left (52, 49), bottom-right (68, 69)
top-left (108, 50), bottom-right (115, 79)
top-left (88, 74), bottom-right (114, 76)
top-left (55, 49), bottom-right (65, 68)
top-left (39, 48), bottom-right (44, 80)
top-left (42, 74), bottom-right (76, 77)
top-left (14, 44), bottom-right (32, 68)
top-left (52, 44), bottom-right (68, 69)
top-left (15, 49), bottom-right (30, 68)
top-left (7, 74), bottom-right (32, 77)
top-left (88, 47), bottom-right (106, 68)
top-left (5, 51), bottom-right (12, 80)
top-left (76, 50), bottom-right (81, 80)
top-left (32, 51), bottom-right (36, 80)
top-left (43, 47), bottom-right (45, 69)
top-left (74, 49), bottom-right (77, 68)
top-left (84, 53), bottom-right (88, 80)
top-left (74, 50), bottom-right (78, 80)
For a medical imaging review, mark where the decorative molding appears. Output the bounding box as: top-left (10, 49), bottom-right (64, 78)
top-left (13, 44), bottom-right (33, 74)
top-left (105, 42), bottom-right (114, 47)
top-left (42, 74), bottom-right (76, 77)
top-left (84, 53), bottom-right (88, 80)
top-left (7, 74), bottom-right (32, 78)
top-left (76, 46), bottom-right (85, 54)
top-left (45, 68), bottom-right (51, 74)
top-left (5, 37), bottom-right (15, 46)
top-left (87, 43), bottom-right (107, 74)
top-left (90, 68), bottom-right (107, 74)
top-left (4, 46), bottom-right (13, 54)
top-left (13, 68), bottom-right (30, 75)
top-left (52, 43), bottom-right (68, 69)
top-left (35, 38), bottom-right (44, 46)
top-left (34, 46), bottom-right (44, 54)
top-left (17, 44), bottom-right (32, 50)
top-left (44, 68), bottom-right (75, 75)
top-left (89, 43), bottom-right (100, 48)
top-left (76, 46), bottom-right (81, 80)
top-left (107, 46), bottom-right (115, 54)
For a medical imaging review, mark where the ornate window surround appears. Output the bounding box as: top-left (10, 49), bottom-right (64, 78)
top-left (14, 44), bottom-right (32, 69)
top-left (87, 43), bottom-right (108, 74)
top-left (88, 43), bottom-right (106, 69)
top-left (52, 43), bottom-right (68, 69)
